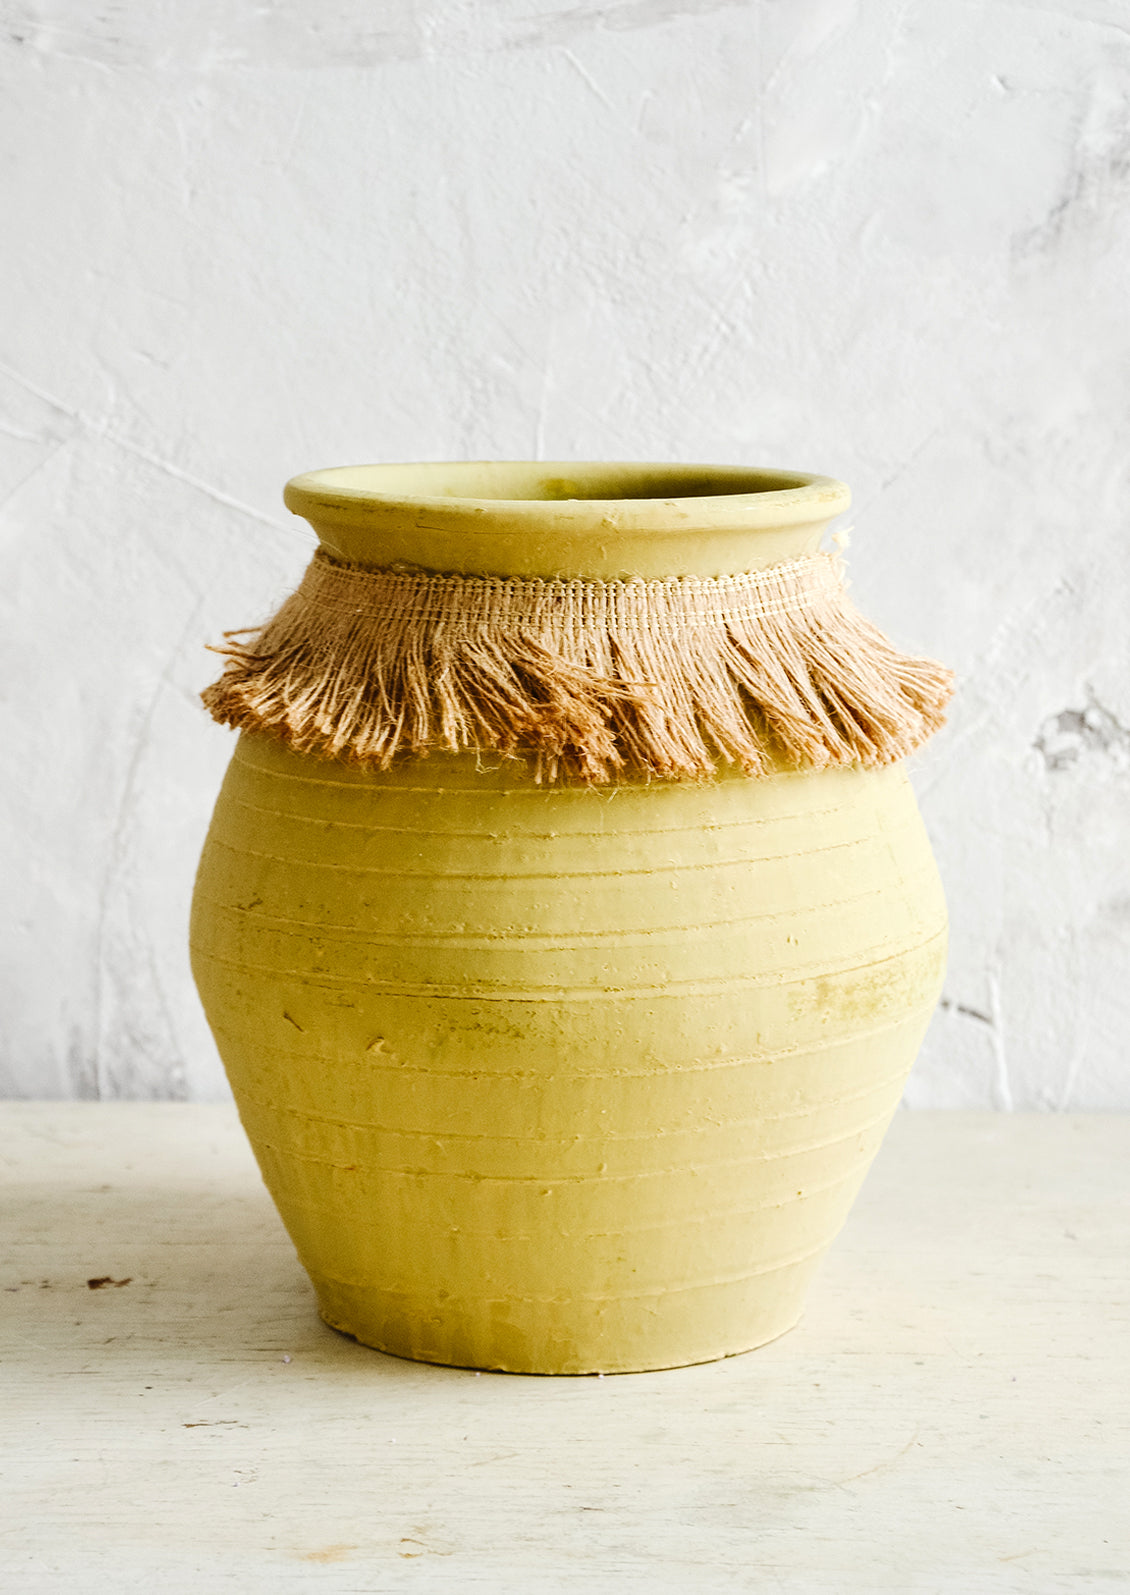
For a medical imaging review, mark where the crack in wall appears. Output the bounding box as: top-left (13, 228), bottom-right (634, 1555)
top-left (987, 969), bottom-right (1012, 1112)
top-left (1034, 693), bottom-right (1130, 773)
top-left (0, 358), bottom-right (285, 533)
top-left (1012, 76), bottom-right (1130, 262)
top-left (3, 0), bottom-right (746, 69)
top-left (939, 998), bottom-right (993, 1027)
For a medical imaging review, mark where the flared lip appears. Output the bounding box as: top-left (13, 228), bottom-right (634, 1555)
top-left (283, 461), bottom-right (850, 532)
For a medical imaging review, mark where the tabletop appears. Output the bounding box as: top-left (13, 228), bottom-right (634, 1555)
top-left (1, 1104), bottom-right (1127, 1594)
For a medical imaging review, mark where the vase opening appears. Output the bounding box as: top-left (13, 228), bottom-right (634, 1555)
top-left (282, 461), bottom-right (852, 581)
top-left (286, 461), bottom-right (824, 506)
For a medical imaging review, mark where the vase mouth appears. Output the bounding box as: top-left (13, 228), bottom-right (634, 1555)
top-left (282, 462), bottom-right (851, 580)
top-left (285, 461), bottom-right (848, 524)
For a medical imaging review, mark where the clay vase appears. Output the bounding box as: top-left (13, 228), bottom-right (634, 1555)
top-left (190, 463), bottom-right (947, 1374)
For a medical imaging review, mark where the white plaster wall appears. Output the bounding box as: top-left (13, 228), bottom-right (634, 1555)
top-left (1, 0), bottom-right (1127, 1105)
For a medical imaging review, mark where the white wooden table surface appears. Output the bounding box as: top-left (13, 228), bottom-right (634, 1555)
top-left (1, 1105), bottom-right (1126, 1594)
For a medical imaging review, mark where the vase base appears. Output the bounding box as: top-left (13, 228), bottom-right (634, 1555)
top-left (317, 1306), bottom-right (804, 1375)
top-left (309, 1263), bottom-right (816, 1376)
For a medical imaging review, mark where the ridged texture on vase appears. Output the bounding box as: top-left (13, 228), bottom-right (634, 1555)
top-left (190, 732), bottom-right (946, 1373)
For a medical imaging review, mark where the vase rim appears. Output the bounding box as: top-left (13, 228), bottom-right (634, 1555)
top-left (284, 461), bottom-right (850, 532)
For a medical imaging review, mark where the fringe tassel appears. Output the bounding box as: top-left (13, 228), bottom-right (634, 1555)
top-left (202, 549), bottom-right (953, 784)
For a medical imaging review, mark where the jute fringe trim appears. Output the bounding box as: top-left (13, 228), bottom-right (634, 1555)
top-left (202, 549), bottom-right (953, 784)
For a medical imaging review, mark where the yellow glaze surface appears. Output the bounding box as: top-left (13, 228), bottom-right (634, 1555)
top-left (191, 740), bottom-right (945, 1373)
top-left (190, 464), bottom-right (946, 1373)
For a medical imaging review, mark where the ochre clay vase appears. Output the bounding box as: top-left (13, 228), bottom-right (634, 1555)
top-left (190, 463), bottom-right (947, 1374)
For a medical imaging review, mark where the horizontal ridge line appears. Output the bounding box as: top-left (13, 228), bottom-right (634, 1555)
top-left (192, 869), bottom-right (937, 944)
top-left (209, 1003), bottom-right (934, 1077)
top-left (306, 1241), bottom-right (831, 1301)
top-left (201, 832), bottom-right (929, 882)
top-left (230, 1065), bottom-right (912, 1140)
top-left (255, 1105), bottom-right (895, 1180)
top-left (280, 1166), bottom-right (861, 1237)
top-left (224, 790), bottom-right (911, 843)
top-left (190, 927), bottom-right (947, 999)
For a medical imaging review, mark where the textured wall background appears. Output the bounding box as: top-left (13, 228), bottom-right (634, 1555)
top-left (1, 0), bottom-right (1127, 1105)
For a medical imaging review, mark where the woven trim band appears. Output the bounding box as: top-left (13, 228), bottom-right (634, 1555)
top-left (202, 548), bottom-right (953, 784)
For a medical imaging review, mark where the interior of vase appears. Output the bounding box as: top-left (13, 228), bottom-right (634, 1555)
top-left (296, 461), bottom-right (817, 504)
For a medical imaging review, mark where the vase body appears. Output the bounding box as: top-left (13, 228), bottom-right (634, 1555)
top-left (190, 463), bottom-right (947, 1373)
